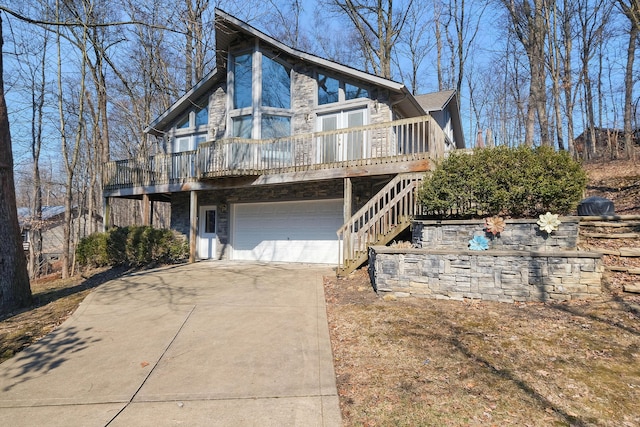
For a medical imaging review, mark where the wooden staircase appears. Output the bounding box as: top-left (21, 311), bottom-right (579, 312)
top-left (337, 173), bottom-right (424, 276)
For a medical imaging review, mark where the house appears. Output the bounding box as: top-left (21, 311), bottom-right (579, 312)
top-left (102, 9), bottom-right (465, 275)
top-left (18, 205), bottom-right (100, 274)
top-left (573, 127), bottom-right (639, 158)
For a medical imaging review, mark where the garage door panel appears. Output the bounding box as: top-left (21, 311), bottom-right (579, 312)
top-left (232, 200), bottom-right (343, 264)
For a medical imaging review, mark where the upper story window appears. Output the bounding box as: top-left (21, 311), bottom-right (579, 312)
top-left (317, 73), bottom-right (369, 105)
top-left (262, 55), bottom-right (291, 109)
top-left (228, 49), bottom-right (292, 139)
top-left (318, 74), bottom-right (339, 105)
top-left (174, 99), bottom-right (209, 131)
top-left (232, 53), bottom-right (252, 109)
top-left (170, 98), bottom-right (208, 153)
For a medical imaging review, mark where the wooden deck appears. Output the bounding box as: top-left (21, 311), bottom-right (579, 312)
top-left (103, 116), bottom-right (446, 192)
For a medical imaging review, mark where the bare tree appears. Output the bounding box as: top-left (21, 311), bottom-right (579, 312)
top-left (576, 0), bottom-right (612, 158)
top-left (28, 28), bottom-right (50, 276)
top-left (500, 0), bottom-right (550, 146)
top-left (561, 0), bottom-right (577, 155)
top-left (325, 0), bottom-right (415, 79)
top-left (546, 0), bottom-right (565, 150)
top-left (0, 14), bottom-right (32, 314)
top-left (262, 0), bottom-right (313, 51)
top-left (55, 0), bottom-right (87, 279)
top-left (395, 4), bottom-right (432, 94)
top-left (183, 0), bottom-right (210, 89)
top-left (617, 0), bottom-right (639, 159)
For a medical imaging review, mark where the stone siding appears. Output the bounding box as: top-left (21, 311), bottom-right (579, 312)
top-left (209, 83), bottom-right (227, 140)
top-left (370, 248), bottom-right (603, 303)
top-left (413, 218), bottom-right (580, 251)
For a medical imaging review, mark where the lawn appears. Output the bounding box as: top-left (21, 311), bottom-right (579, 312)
top-left (324, 268), bottom-right (640, 426)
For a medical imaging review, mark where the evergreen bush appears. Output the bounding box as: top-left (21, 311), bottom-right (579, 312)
top-left (76, 226), bottom-right (189, 268)
top-left (418, 146), bottom-right (587, 218)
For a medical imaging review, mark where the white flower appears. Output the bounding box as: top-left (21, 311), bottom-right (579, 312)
top-left (537, 212), bottom-right (561, 234)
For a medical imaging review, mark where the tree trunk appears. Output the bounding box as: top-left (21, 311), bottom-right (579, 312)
top-left (0, 15), bottom-right (32, 313)
top-left (435, 1), bottom-right (444, 90)
top-left (623, 19), bottom-right (637, 160)
top-left (56, 0), bottom-right (87, 279)
top-left (562, 0), bottom-right (575, 156)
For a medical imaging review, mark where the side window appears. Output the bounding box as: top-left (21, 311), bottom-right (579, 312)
top-left (345, 82), bottom-right (368, 101)
top-left (318, 73), bottom-right (339, 105)
top-left (317, 73), bottom-right (369, 105)
top-left (195, 105), bottom-right (208, 127)
top-left (232, 116), bottom-right (253, 138)
top-left (177, 116), bottom-right (189, 129)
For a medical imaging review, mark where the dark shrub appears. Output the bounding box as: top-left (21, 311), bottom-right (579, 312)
top-left (418, 146), bottom-right (587, 218)
top-left (75, 232), bottom-right (109, 267)
top-left (76, 226), bottom-right (188, 268)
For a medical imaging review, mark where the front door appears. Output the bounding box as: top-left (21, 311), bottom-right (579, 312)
top-left (198, 205), bottom-right (217, 259)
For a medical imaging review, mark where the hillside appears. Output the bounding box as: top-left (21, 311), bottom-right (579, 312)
top-left (581, 159), bottom-right (640, 300)
top-left (583, 159), bottom-right (640, 215)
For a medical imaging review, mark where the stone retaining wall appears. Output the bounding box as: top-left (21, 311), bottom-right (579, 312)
top-left (413, 218), bottom-right (580, 251)
top-left (369, 247), bottom-right (603, 303)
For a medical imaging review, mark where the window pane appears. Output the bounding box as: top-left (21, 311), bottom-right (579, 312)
top-left (261, 115), bottom-right (291, 138)
top-left (232, 115), bottom-right (253, 138)
top-left (320, 115), bottom-right (338, 163)
top-left (205, 209), bottom-right (216, 234)
top-left (262, 56), bottom-right (290, 109)
top-left (345, 82), bottom-right (368, 100)
top-left (318, 73), bottom-right (339, 104)
top-left (195, 134), bottom-right (207, 147)
top-left (233, 53), bottom-right (252, 109)
top-left (195, 105), bottom-right (208, 126)
top-left (174, 137), bottom-right (190, 152)
top-left (347, 111), bottom-right (364, 160)
top-left (177, 116), bottom-right (189, 129)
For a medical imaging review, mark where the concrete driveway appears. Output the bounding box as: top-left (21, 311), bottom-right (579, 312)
top-left (0, 262), bottom-right (341, 426)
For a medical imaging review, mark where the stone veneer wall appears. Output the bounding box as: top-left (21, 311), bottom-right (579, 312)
top-left (369, 248), bottom-right (603, 303)
top-left (369, 217), bottom-right (604, 303)
top-left (413, 218), bottom-right (580, 251)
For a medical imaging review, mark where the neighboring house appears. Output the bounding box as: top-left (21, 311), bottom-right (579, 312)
top-left (574, 127), bottom-right (640, 158)
top-left (103, 9), bottom-right (465, 275)
top-left (18, 206), bottom-right (101, 273)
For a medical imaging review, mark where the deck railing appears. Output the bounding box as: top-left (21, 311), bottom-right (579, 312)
top-left (103, 116), bottom-right (445, 190)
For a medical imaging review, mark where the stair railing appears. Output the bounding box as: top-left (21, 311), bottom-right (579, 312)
top-left (337, 173), bottom-right (424, 274)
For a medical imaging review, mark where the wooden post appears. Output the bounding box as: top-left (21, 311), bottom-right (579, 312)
top-left (142, 194), bottom-right (151, 226)
top-left (103, 196), bottom-right (111, 231)
top-left (344, 177), bottom-right (352, 222)
top-left (189, 191), bottom-right (198, 263)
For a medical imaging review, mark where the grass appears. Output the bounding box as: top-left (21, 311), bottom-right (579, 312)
top-left (324, 270), bottom-right (640, 426)
top-left (0, 267), bottom-right (126, 364)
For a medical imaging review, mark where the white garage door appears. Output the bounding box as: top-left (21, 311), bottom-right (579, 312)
top-left (231, 199), bottom-right (344, 264)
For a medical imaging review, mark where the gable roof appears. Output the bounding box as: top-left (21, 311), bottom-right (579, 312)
top-left (145, 68), bottom-right (223, 136)
top-left (213, 9), bottom-right (407, 92)
top-left (146, 9), bottom-right (430, 136)
top-left (415, 89), bottom-right (465, 148)
top-left (414, 90), bottom-right (456, 112)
